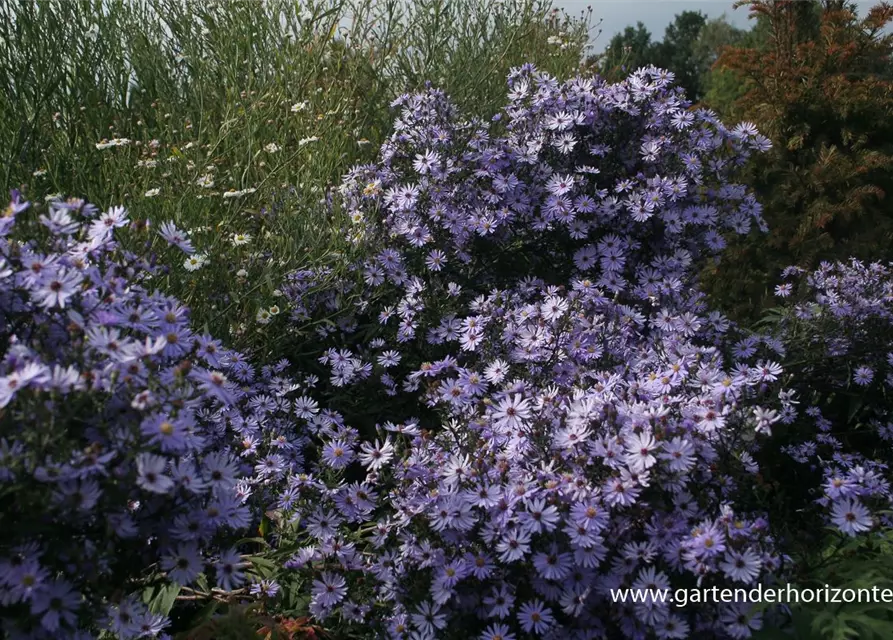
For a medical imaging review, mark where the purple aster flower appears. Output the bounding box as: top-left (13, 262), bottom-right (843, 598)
top-left (466, 552), bottom-right (495, 580)
top-left (170, 459), bottom-right (207, 494)
top-left (358, 438), bottom-right (395, 471)
top-left (532, 546), bottom-right (572, 581)
top-left (831, 498), bottom-right (873, 536)
top-left (853, 366), bottom-right (874, 386)
top-left (201, 451), bottom-right (239, 490)
top-left (105, 596), bottom-right (147, 638)
top-left (480, 623), bottom-right (516, 640)
top-left (29, 579), bottom-right (79, 632)
top-left (87, 205), bottom-right (128, 239)
top-left (517, 599), bottom-right (553, 635)
top-left (720, 549), bottom-right (762, 584)
top-left (250, 579), bottom-right (280, 598)
top-left (161, 544), bottom-right (203, 585)
top-left (158, 221), bottom-right (195, 254)
top-left (312, 571), bottom-right (347, 609)
top-left (496, 529), bottom-right (531, 563)
top-left (721, 604), bottom-right (763, 639)
top-left (305, 508), bottom-right (342, 541)
top-left (193, 368), bottom-right (237, 405)
top-left (133, 610), bottom-right (170, 638)
top-left (140, 414), bottom-right (188, 453)
top-left (519, 498), bottom-right (560, 534)
top-left (135, 453), bottom-right (174, 494)
top-left (411, 601), bottom-right (446, 636)
top-left (483, 584), bottom-right (514, 619)
top-left (33, 268), bottom-right (82, 308)
top-left (491, 394), bottom-right (532, 431)
top-left (7, 558), bottom-right (49, 603)
top-left (321, 438), bottom-right (354, 469)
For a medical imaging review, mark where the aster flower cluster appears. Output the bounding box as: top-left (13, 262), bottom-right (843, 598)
top-left (270, 67), bottom-right (795, 639)
top-left (276, 284), bottom-right (794, 639)
top-left (340, 63), bottom-right (770, 297)
top-left (770, 260), bottom-right (893, 539)
top-left (0, 192), bottom-right (309, 638)
top-left (5, 61), bottom-right (887, 640)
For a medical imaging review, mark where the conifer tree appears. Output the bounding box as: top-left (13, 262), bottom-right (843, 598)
top-left (702, 0), bottom-right (893, 320)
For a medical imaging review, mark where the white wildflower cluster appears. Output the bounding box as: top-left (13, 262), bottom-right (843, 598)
top-left (546, 31), bottom-right (575, 50)
top-left (222, 188), bottom-right (257, 199)
top-left (95, 138), bottom-right (131, 150)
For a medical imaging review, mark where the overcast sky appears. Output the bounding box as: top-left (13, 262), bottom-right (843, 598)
top-left (559, 0), bottom-right (880, 53)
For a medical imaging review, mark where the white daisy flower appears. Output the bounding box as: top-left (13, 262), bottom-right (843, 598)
top-left (196, 175), bottom-right (215, 188)
top-left (183, 253), bottom-right (208, 271)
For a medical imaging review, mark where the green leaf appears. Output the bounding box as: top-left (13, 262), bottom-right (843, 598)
top-left (258, 514), bottom-right (272, 538)
top-left (246, 555), bottom-right (276, 577)
top-left (147, 583), bottom-right (182, 616)
top-left (195, 572), bottom-right (210, 593)
top-left (235, 536), bottom-right (271, 548)
top-left (141, 585), bottom-right (156, 606)
top-left (248, 556), bottom-right (276, 569)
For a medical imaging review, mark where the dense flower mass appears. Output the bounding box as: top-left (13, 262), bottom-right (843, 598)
top-left (0, 192), bottom-right (309, 638)
top-left (270, 65), bottom-right (799, 639)
top-left (3, 62), bottom-right (892, 640)
top-left (340, 64), bottom-right (770, 296)
top-left (278, 284), bottom-right (798, 638)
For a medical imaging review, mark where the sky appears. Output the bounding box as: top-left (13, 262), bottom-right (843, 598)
top-left (559, 0), bottom-right (880, 53)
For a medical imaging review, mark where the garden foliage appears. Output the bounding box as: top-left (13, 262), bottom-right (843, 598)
top-left (0, 0), bottom-right (589, 350)
top-left (1, 19), bottom-right (893, 640)
top-left (703, 0), bottom-right (893, 320)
